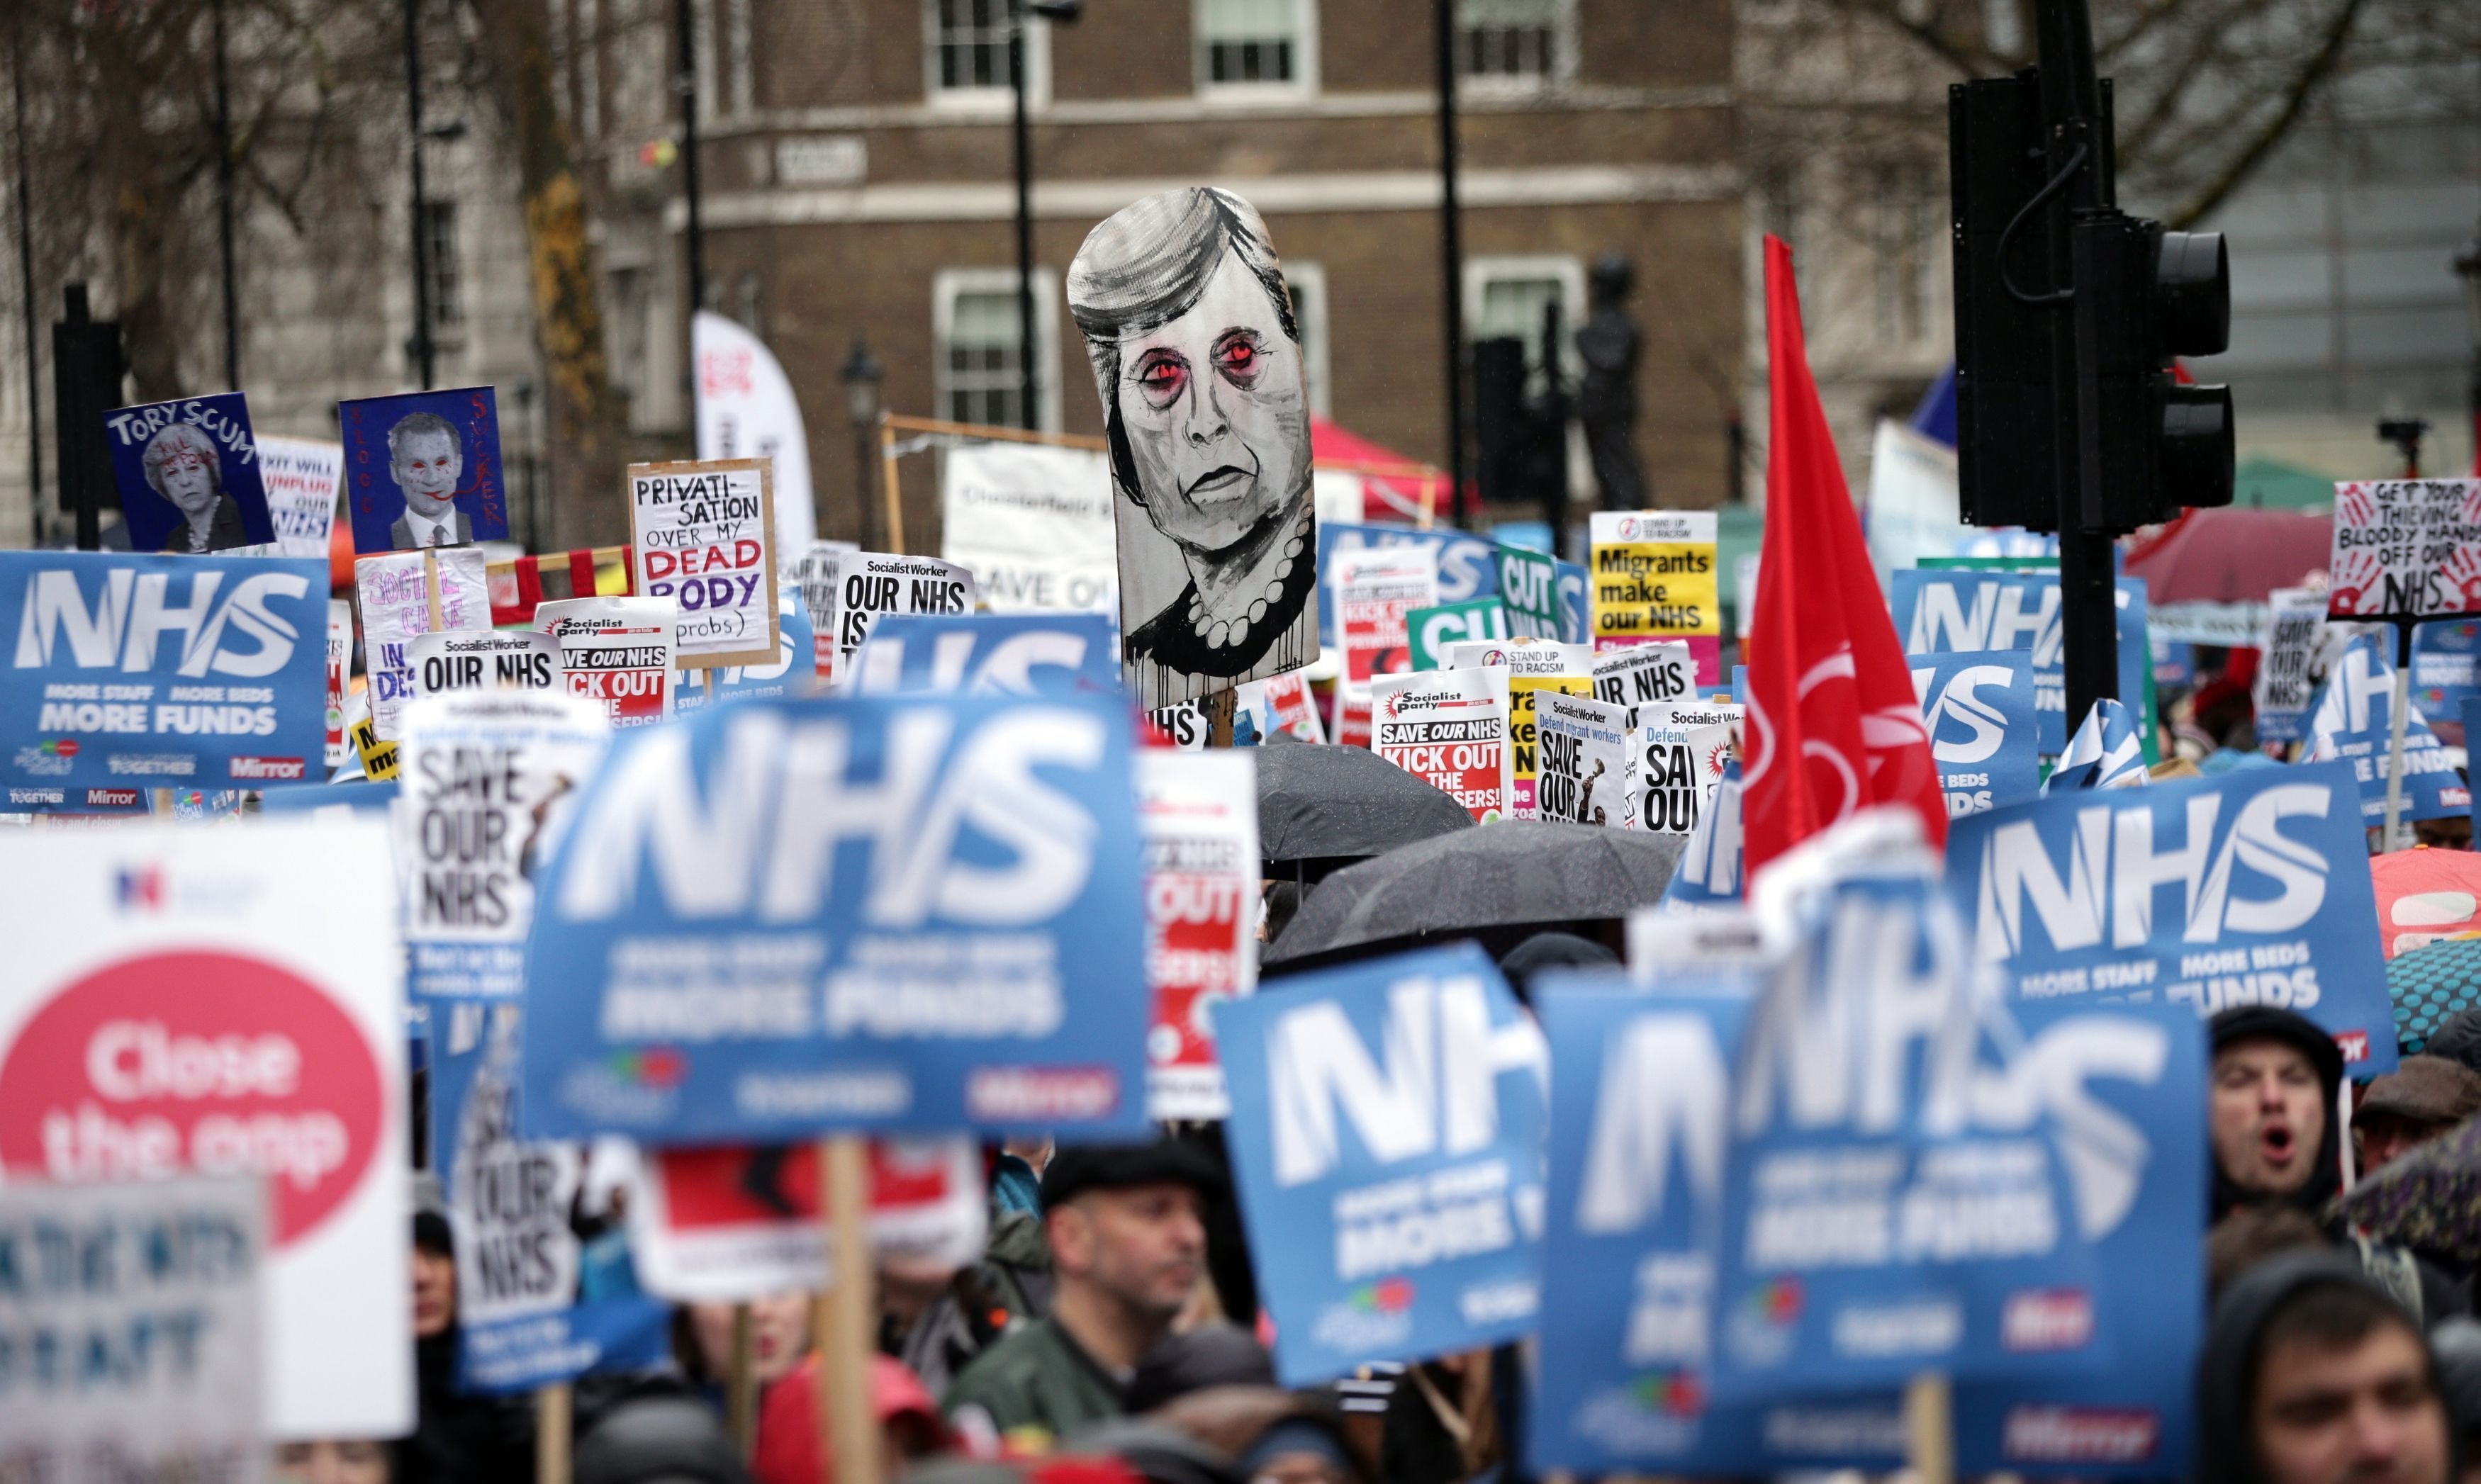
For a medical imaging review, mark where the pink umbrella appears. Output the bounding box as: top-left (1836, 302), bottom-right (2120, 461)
top-left (2124, 505), bottom-right (2333, 608)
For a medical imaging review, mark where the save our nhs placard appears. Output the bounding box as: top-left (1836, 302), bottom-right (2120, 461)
top-left (1945, 762), bottom-right (2399, 1074)
top-left (1953, 999), bottom-right (2206, 1476)
top-left (1216, 943), bottom-right (1546, 1386)
top-left (1910, 650), bottom-right (2040, 818)
top-left (2306, 631), bottom-right (2470, 825)
top-left (521, 689), bottom-right (1151, 1141)
top-left (432, 1005), bottom-right (671, 1393)
top-left (1714, 871), bottom-right (2104, 1398)
top-left (1892, 570), bottom-right (2149, 755)
top-left (845, 611), bottom-right (1121, 697)
top-left (1534, 972), bottom-right (1927, 1475)
top-left (1, 550), bottom-right (328, 809)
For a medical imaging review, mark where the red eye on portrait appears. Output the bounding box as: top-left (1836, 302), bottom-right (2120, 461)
top-left (1213, 333), bottom-right (1266, 388)
top-left (1133, 353), bottom-right (1188, 408)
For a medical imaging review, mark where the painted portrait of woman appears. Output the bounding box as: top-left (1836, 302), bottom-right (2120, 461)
top-left (1068, 186), bottom-right (1318, 708)
top-left (143, 420), bottom-right (250, 553)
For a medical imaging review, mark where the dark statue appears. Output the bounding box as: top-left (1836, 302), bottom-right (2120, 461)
top-left (1575, 252), bottom-right (1650, 510)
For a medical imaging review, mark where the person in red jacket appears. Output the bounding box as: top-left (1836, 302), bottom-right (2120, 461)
top-left (752, 1351), bottom-right (951, 1484)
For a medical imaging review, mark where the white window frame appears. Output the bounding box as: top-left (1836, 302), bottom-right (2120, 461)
top-left (925, 0), bottom-right (1052, 110)
top-left (1463, 254), bottom-right (1589, 498)
top-left (934, 266), bottom-right (1063, 434)
top-left (1282, 259), bottom-right (1332, 419)
top-left (1455, 0), bottom-right (1576, 96)
top-left (1193, 0), bottom-right (1320, 103)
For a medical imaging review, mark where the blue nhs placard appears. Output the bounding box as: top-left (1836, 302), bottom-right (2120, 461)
top-left (0, 549), bottom-right (328, 809)
top-left (1216, 943), bottom-right (1545, 1386)
top-left (1945, 760), bottom-right (2397, 1075)
top-left (521, 688), bottom-right (1152, 1142)
top-left (846, 611), bottom-right (1121, 697)
top-left (1891, 570), bottom-right (2149, 755)
top-left (1318, 523), bottom-right (1500, 648)
top-left (1908, 649), bottom-right (2040, 819)
top-left (1534, 976), bottom-right (1909, 1475)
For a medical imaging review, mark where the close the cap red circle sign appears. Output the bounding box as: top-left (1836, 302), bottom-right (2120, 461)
top-left (0, 949), bottom-right (384, 1246)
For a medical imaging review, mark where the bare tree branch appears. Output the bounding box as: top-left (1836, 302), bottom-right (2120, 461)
top-left (2165, 0), bottom-right (2368, 225)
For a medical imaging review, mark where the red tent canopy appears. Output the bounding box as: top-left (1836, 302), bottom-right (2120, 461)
top-left (1311, 416), bottom-right (1458, 524)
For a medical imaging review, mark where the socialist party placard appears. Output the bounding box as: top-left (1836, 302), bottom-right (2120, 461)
top-left (1138, 751), bottom-right (1259, 1120)
top-left (2326, 478), bottom-right (2481, 621)
top-left (628, 459), bottom-right (780, 669)
top-left (522, 689), bottom-right (1150, 1140)
top-left (1, 551), bottom-right (329, 807)
top-left (1908, 650), bottom-right (2040, 818)
top-left (1370, 667), bottom-right (1513, 823)
top-left (1945, 760), bottom-right (2399, 1074)
top-left (535, 596), bottom-right (676, 727)
top-left (1215, 943), bottom-right (1545, 1386)
top-left (398, 692), bottom-right (610, 1002)
top-left (1891, 570), bottom-right (2150, 755)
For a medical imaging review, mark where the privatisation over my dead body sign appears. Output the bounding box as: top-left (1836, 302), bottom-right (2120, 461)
top-left (629, 459), bottom-right (779, 668)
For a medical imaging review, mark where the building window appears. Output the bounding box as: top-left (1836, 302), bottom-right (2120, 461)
top-left (929, 0), bottom-right (1045, 101)
top-left (1870, 164), bottom-right (1934, 345)
top-left (1464, 255), bottom-right (1582, 398)
top-left (419, 201), bottom-right (461, 330)
top-left (935, 269), bottom-right (1060, 432)
top-left (1283, 262), bottom-right (1331, 418)
top-left (1457, 0), bottom-right (1567, 84)
top-left (1197, 0), bottom-right (1316, 94)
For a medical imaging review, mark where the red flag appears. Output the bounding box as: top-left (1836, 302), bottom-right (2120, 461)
top-left (1742, 236), bottom-right (1947, 877)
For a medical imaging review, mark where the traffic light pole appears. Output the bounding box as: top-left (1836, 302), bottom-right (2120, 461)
top-left (2033, 0), bottom-right (2119, 728)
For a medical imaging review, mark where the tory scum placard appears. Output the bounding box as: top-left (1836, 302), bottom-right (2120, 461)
top-left (521, 687), bottom-right (1150, 1140)
top-left (2, 551), bottom-right (329, 808)
top-left (629, 459), bottom-right (780, 669)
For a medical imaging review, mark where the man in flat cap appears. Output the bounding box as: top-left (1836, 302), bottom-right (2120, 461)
top-left (2356, 1055), bottom-right (2481, 1176)
top-left (943, 1137), bottom-right (1219, 1454)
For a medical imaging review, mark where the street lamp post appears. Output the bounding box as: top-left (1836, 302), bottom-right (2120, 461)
top-left (841, 335), bottom-right (884, 550)
top-left (1012, 1), bottom-right (1081, 435)
top-left (2457, 233), bottom-right (2480, 479)
top-left (403, 0), bottom-right (434, 390)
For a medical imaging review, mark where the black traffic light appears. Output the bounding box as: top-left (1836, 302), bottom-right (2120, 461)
top-left (1951, 69), bottom-right (2233, 535)
top-left (51, 283), bottom-right (125, 549)
top-left (2071, 215), bottom-right (2233, 528)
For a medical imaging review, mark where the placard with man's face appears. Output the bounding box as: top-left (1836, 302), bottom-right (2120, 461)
top-left (103, 392), bottom-right (276, 555)
top-left (340, 386), bottom-right (508, 554)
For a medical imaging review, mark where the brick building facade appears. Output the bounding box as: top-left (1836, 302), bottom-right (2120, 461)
top-left (649, 0), bottom-right (1742, 548)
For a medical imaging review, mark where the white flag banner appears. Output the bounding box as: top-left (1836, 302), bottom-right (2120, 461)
top-left (941, 443), bottom-right (1119, 614)
top-left (693, 310), bottom-right (817, 559)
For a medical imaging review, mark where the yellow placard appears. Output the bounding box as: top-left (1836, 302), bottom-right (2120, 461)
top-left (350, 716), bottom-right (401, 781)
top-left (1589, 511), bottom-right (1720, 643)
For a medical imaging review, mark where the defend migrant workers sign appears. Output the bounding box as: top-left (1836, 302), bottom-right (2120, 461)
top-left (1214, 943), bottom-right (1545, 1387)
top-left (520, 688), bottom-right (1150, 1142)
top-left (1, 551), bottom-right (328, 809)
top-left (1944, 761), bottom-right (2399, 1074)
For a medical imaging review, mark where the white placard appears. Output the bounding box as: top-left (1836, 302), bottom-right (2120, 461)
top-left (823, 552), bottom-right (978, 685)
top-left (941, 444), bottom-right (1119, 613)
top-left (355, 546), bottom-right (491, 742)
top-left (628, 459), bottom-right (780, 668)
top-left (1139, 751), bottom-right (1260, 1120)
top-left (0, 818), bottom-right (411, 1439)
top-left (535, 596), bottom-right (678, 728)
top-left (258, 434), bottom-right (342, 561)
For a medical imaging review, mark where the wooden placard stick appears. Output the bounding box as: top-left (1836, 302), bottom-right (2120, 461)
top-left (880, 419), bottom-right (906, 556)
top-left (422, 545), bottom-right (443, 631)
top-left (815, 1136), bottom-right (881, 1484)
top-left (727, 1301), bottom-right (758, 1458)
top-left (537, 1382), bottom-right (573, 1484)
top-left (1904, 1371), bottom-right (1953, 1484)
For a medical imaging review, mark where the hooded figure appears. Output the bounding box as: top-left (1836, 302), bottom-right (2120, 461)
top-left (2211, 1006), bottom-right (2346, 1222)
top-left (2195, 1250), bottom-right (2452, 1484)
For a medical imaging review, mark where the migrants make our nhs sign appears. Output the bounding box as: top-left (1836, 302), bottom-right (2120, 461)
top-left (1946, 761), bottom-right (2398, 1074)
top-left (2, 550), bottom-right (328, 809)
top-left (521, 689), bottom-right (1152, 1141)
top-left (1216, 943), bottom-right (1546, 1387)
top-left (1891, 571), bottom-right (2148, 755)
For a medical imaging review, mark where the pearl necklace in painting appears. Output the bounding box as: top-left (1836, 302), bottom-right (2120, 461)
top-left (1186, 505), bottom-right (1313, 653)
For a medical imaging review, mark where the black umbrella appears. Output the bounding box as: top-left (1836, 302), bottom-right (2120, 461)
top-left (1265, 820), bottom-right (1684, 967)
top-left (1255, 735), bottom-right (1475, 871)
